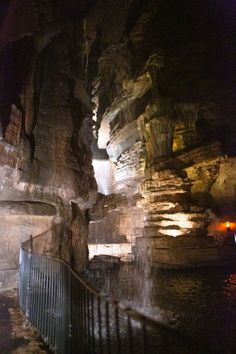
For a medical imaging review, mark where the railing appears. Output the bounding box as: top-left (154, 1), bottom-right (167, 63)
top-left (19, 234), bottom-right (210, 354)
top-left (0, 267), bottom-right (18, 271)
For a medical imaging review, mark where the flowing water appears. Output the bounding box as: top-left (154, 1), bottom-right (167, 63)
top-left (87, 263), bottom-right (236, 354)
top-left (92, 159), bottom-right (115, 195)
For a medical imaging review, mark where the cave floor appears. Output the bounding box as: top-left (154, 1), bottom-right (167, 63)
top-left (0, 290), bottom-right (49, 354)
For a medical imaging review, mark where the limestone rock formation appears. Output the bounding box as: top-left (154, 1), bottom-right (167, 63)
top-left (86, 0), bottom-right (236, 266)
top-left (0, 0), bottom-right (235, 278)
top-left (0, 1), bottom-right (97, 282)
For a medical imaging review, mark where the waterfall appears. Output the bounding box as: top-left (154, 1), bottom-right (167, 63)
top-left (92, 159), bottom-right (114, 195)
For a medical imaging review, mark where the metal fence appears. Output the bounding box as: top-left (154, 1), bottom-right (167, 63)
top-left (19, 238), bottom-right (210, 354)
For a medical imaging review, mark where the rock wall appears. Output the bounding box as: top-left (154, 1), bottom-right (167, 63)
top-left (0, 0), bottom-right (235, 272)
top-left (0, 1), bottom-right (97, 281)
top-left (86, 0), bottom-right (236, 266)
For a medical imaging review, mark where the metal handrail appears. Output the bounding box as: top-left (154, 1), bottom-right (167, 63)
top-left (0, 267), bottom-right (18, 271)
top-left (22, 223), bottom-right (61, 250)
top-left (19, 233), bottom-right (211, 354)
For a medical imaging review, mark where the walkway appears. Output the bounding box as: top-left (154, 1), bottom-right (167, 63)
top-left (0, 290), bottom-right (49, 354)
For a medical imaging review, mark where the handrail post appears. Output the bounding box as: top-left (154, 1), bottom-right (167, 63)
top-left (30, 234), bottom-right (33, 253)
top-left (19, 228), bottom-right (208, 354)
top-left (68, 268), bottom-right (72, 354)
top-left (19, 242), bottom-right (23, 309)
top-left (25, 235), bottom-right (33, 324)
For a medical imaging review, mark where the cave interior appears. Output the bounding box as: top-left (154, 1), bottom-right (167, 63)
top-left (0, 1), bottom-right (236, 347)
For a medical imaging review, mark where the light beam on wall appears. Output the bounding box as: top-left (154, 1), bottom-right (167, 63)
top-left (92, 159), bottom-right (114, 195)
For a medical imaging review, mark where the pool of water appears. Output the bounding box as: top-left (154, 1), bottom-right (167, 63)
top-left (87, 264), bottom-right (236, 354)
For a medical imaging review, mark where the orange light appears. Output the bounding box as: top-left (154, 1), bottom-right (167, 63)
top-left (226, 221), bottom-right (231, 229)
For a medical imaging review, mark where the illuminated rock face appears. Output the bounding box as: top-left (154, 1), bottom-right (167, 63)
top-left (0, 0), bottom-right (236, 272)
top-left (85, 0), bottom-right (236, 267)
top-left (140, 170), bottom-right (208, 237)
top-left (0, 1), bottom-right (97, 279)
top-left (136, 170), bottom-right (220, 266)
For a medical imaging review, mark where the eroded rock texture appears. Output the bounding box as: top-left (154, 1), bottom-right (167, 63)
top-left (0, 1), bottom-right (97, 283)
top-left (85, 0), bottom-right (236, 266)
top-left (0, 0), bottom-right (235, 275)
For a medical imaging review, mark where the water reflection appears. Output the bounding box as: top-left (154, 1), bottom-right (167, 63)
top-left (87, 264), bottom-right (236, 354)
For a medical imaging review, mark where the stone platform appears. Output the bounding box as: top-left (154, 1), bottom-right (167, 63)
top-left (135, 236), bottom-right (236, 268)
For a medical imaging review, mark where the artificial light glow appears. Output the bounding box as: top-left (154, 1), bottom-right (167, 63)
top-left (160, 219), bottom-right (194, 229)
top-left (226, 222), bottom-right (231, 229)
top-left (159, 229), bottom-right (183, 237)
top-left (161, 213), bottom-right (191, 222)
top-left (208, 220), bottom-right (236, 233)
top-left (158, 212), bottom-right (195, 229)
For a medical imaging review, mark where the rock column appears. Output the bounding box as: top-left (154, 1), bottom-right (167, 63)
top-left (136, 168), bottom-right (219, 266)
top-left (136, 95), bottom-right (219, 266)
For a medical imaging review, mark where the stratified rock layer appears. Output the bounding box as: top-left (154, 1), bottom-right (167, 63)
top-left (134, 169), bottom-right (222, 266)
top-left (0, 0), bottom-right (236, 272)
